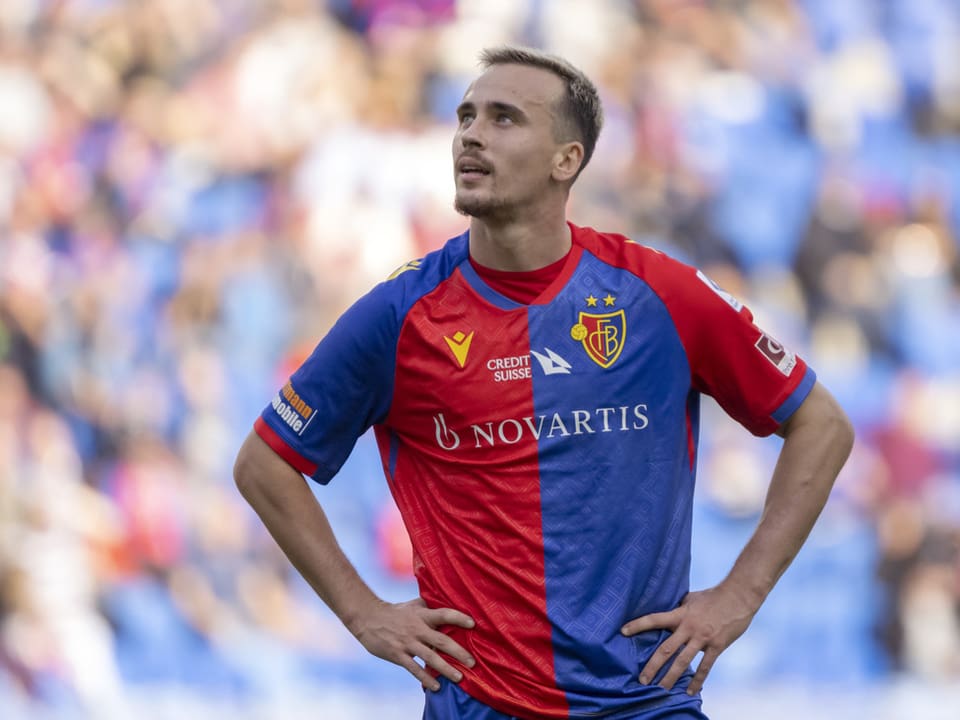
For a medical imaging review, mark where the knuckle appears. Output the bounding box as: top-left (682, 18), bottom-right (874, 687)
top-left (692, 625), bottom-right (714, 641)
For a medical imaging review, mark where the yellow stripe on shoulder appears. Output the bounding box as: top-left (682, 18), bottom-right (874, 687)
top-left (387, 258), bottom-right (423, 280)
top-left (624, 237), bottom-right (663, 254)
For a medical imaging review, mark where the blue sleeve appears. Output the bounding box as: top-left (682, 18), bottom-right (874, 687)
top-left (256, 283), bottom-right (399, 483)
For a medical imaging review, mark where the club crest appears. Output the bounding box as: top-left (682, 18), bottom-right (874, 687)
top-left (570, 298), bottom-right (626, 369)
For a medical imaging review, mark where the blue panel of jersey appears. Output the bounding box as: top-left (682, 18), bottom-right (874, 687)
top-left (527, 250), bottom-right (698, 714)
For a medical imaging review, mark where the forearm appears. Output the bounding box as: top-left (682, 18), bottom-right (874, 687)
top-left (234, 430), bottom-right (476, 689)
top-left (234, 431), bottom-right (382, 632)
top-left (723, 384), bottom-right (854, 609)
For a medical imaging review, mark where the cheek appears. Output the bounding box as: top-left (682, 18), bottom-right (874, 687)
top-left (509, 151), bottom-right (554, 186)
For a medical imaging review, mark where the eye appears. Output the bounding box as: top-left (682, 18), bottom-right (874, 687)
top-left (495, 112), bottom-right (513, 124)
top-left (458, 112), bottom-right (474, 126)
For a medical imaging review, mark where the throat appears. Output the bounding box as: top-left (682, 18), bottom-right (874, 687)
top-left (467, 219), bottom-right (573, 272)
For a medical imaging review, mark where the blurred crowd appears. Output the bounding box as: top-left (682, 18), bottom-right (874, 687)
top-left (0, 0), bottom-right (959, 715)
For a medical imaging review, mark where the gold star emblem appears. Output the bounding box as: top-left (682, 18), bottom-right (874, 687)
top-left (585, 295), bottom-right (598, 307)
top-left (603, 294), bottom-right (616, 307)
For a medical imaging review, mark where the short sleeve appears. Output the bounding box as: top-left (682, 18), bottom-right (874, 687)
top-left (254, 284), bottom-right (399, 483)
top-left (649, 256), bottom-right (816, 436)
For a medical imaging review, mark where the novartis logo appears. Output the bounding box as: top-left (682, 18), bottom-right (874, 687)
top-left (432, 404), bottom-right (650, 451)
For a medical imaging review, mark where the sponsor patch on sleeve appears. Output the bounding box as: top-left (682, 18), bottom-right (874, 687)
top-left (755, 333), bottom-right (797, 376)
top-left (270, 381), bottom-right (315, 436)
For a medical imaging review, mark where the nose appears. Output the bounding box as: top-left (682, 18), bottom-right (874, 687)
top-left (458, 119), bottom-right (484, 149)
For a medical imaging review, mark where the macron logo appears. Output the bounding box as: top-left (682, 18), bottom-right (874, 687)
top-left (530, 348), bottom-right (572, 376)
top-left (443, 330), bottom-right (475, 368)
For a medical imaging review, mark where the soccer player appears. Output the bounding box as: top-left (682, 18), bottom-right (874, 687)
top-left (234, 46), bottom-right (854, 719)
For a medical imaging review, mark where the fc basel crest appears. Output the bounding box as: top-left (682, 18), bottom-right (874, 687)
top-left (571, 295), bottom-right (626, 369)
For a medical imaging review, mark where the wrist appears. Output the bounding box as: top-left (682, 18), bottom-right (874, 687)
top-left (341, 593), bottom-right (386, 637)
top-left (719, 574), bottom-right (769, 614)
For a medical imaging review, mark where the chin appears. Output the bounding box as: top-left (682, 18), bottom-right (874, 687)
top-left (454, 192), bottom-right (507, 219)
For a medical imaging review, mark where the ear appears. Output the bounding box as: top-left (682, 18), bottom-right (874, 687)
top-left (552, 141), bottom-right (585, 183)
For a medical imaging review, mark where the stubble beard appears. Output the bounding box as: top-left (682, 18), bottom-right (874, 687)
top-left (454, 188), bottom-right (513, 221)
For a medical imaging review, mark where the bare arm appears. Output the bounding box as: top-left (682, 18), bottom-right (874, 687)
top-left (622, 381), bottom-right (855, 693)
top-left (233, 430), bottom-right (475, 689)
top-left (723, 381), bottom-right (855, 607)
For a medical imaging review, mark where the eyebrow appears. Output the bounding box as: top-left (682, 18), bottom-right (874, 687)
top-left (456, 100), bottom-right (528, 120)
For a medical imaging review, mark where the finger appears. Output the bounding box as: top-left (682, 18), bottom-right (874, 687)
top-left (639, 633), bottom-right (686, 684)
top-left (686, 650), bottom-right (718, 695)
top-left (399, 655), bottom-right (440, 692)
top-left (425, 607), bottom-right (476, 629)
top-left (658, 643), bottom-right (702, 691)
top-left (427, 631), bottom-right (477, 667)
top-left (621, 609), bottom-right (682, 636)
top-left (413, 642), bottom-right (464, 684)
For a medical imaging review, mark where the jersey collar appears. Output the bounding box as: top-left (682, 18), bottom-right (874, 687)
top-left (457, 223), bottom-right (585, 310)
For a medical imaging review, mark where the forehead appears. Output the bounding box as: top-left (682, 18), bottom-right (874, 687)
top-left (462, 64), bottom-right (565, 113)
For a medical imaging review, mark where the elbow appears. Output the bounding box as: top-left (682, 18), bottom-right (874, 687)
top-left (794, 382), bottom-right (856, 460)
top-left (839, 412), bottom-right (856, 458)
top-left (233, 436), bottom-right (262, 503)
top-left (825, 403), bottom-right (856, 463)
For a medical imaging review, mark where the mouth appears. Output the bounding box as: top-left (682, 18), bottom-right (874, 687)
top-left (457, 158), bottom-right (492, 181)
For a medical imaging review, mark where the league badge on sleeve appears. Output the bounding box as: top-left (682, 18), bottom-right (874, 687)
top-left (570, 295), bottom-right (626, 369)
top-left (696, 269), bottom-right (743, 312)
top-left (755, 332), bottom-right (797, 376)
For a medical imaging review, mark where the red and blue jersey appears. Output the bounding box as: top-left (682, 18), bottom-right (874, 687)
top-left (255, 223), bottom-right (815, 719)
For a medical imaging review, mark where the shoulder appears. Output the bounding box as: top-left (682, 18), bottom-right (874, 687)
top-left (572, 223), bottom-right (749, 322)
top-left (376, 231), bottom-right (468, 304)
top-left (571, 223), bottom-right (695, 290)
top-left (359, 231), bottom-right (470, 323)
top-left (317, 231), bottom-right (469, 357)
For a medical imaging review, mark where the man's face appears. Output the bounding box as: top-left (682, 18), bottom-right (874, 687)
top-left (452, 64), bottom-right (567, 220)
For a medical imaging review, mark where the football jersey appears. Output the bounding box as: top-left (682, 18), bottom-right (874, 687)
top-left (254, 223), bottom-right (816, 719)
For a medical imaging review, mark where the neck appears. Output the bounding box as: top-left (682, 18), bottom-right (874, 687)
top-left (468, 210), bottom-right (572, 272)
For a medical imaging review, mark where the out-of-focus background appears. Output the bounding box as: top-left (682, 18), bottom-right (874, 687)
top-left (1, 0), bottom-right (959, 718)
